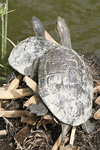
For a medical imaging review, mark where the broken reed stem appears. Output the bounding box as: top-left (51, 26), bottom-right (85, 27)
top-left (95, 96), bottom-right (100, 105)
top-left (0, 130), bottom-right (7, 136)
top-left (94, 109), bottom-right (100, 119)
top-left (24, 76), bottom-right (39, 94)
top-left (45, 30), bottom-right (58, 45)
top-left (51, 133), bottom-right (62, 150)
top-left (0, 103), bottom-right (1, 107)
top-left (93, 86), bottom-right (100, 93)
top-left (52, 126), bottom-right (71, 150)
top-left (0, 110), bottom-right (29, 118)
top-left (21, 116), bottom-right (36, 125)
top-left (24, 95), bottom-right (41, 107)
top-left (7, 74), bottom-right (22, 90)
top-left (0, 88), bottom-right (33, 99)
top-left (69, 126), bottom-right (76, 146)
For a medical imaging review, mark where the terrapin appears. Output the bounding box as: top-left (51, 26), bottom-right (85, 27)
top-left (38, 16), bottom-right (94, 140)
top-left (8, 16), bottom-right (55, 81)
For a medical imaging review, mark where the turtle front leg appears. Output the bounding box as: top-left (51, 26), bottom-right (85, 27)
top-left (81, 119), bottom-right (95, 134)
top-left (61, 123), bottom-right (70, 141)
top-left (28, 101), bottom-right (48, 116)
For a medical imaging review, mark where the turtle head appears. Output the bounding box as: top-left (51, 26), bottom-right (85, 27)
top-left (32, 16), bottom-right (45, 39)
top-left (56, 16), bottom-right (72, 49)
top-left (56, 16), bottom-right (67, 39)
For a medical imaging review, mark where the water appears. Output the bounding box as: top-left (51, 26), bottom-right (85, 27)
top-left (0, 0), bottom-right (100, 85)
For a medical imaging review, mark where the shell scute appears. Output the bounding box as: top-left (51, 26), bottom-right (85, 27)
top-left (39, 47), bottom-right (93, 126)
top-left (8, 37), bottom-right (54, 76)
top-left (46, 61), bottom-right (63, 75)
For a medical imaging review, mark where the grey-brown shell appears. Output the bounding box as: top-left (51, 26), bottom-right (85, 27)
top-left (38, 45), bottom-right (93, 126)
top-left (8, 37), bottom-right (55, 78)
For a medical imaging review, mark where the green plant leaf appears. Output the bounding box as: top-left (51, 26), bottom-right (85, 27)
top-left (0, 64), bottom-right (9, 70)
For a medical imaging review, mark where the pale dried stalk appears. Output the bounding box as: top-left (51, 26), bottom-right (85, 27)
top-left (52, 127), bottom-right (70, 150)
top-left (0, 130), bottom-right (7, 136)
top-left (52, 133), bottom-right (62, 150)
top-left (4, 117), bottom-right (14, 127)
top-left (45, 30), bottom-right (58, 45)
top-left (0, 108), bottom-right (5, 111)
top-left (94, 109), bottom-right (100, 119)
top-left (43, 114), bottom-right (53, 120)
top-left (60, 144), bottom-right (73, 150)
top-left (0, 110), bottom-right (29, 118)
top-left (0, 86), bottom-right (8, 90)
top-left (21, 116), bottom-right (36, 125)
top-left (93, 86), bottom-right (100, 93)
top-left (0, 74), bottom-right (23, 121)
top-left (0, 88), bottom-right (33, 99)
top-left (24, 95), bottom-right (42, 107)
top-left (7, 74), bottom-right (22, 90)
top-left (69, 126), bottom-right (76, 146)
top-left (0, 101), bottom-right (2, 108)
top-left (24, 76), bottom-right (39, 94)
top-left (14, 125), bottom-right (30, 149)
top-left (95, 96), bottom-right (100, 105)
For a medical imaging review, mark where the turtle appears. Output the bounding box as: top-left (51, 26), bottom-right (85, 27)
top-left (37, 16), bottom-right (94, 140)
top-left (8, 16), bottom-right (55, 82)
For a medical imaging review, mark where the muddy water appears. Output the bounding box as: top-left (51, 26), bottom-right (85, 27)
top-left (0, 0), bottom-right (100, 84)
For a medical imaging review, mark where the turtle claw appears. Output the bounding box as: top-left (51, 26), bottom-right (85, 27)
top-left (82, 119), bottom-right (95, 134)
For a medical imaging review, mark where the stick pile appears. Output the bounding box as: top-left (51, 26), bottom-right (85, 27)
top-left (0, 31), bottom-right (100, 150)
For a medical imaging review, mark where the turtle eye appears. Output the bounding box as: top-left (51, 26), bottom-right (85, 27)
top-left (55, 23), bottom-right (58, 33)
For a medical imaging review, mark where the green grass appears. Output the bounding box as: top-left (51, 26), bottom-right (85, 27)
top-left (0, 76), bottom-right (6, 81)
top-left (0, 0), bottom-right (15, 61)
top-left (0, 0), bottom-right (15, 83)
top-left (0, 1), bottom-right (8, 61)
top-left (0, 64), bottom-right (9, 70)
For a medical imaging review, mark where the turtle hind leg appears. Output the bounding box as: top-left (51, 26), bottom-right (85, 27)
top-left (82, 119), bottom-right (95, 134)
top-left (61, 123), bottom-right (70, 141)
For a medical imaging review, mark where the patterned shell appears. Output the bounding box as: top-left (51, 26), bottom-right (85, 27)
top-left (8, 37), bottom-right (55, 77)
top-left (38, 45), bottom-right (93, 126)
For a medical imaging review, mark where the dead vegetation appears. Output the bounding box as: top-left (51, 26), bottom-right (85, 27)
top-left (0, 54), bottom-right (100, 150)
top-left (0, 33), bottom-right (100, 150)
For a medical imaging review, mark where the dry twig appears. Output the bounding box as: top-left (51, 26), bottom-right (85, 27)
top-left (94, 109), bottom-right (100, 119)
top-left (69, 126), bottom-right (76, 146)
top-left (94, 86), bottom-right (100, 93)
top-left (24, 95), bottom-right (41, 107)
top-left (0, 130), bottom-right (7, 136)
top-left (0, 88), bottom-right (33, 99)
top-left (0, 110), bottom-right (29, 118)
top-left (95, 96), bottom-right (100, 105)
top-left (23, 76), bottom-right (39, 94)
top-left (7, 74), bottom-right (22, 90)
top-left (52, 127), bottom-right (70, 150)
top-left (45, 30), bottom-right (58, 45)
top-left (21, 114), bottom-right (37, 125)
